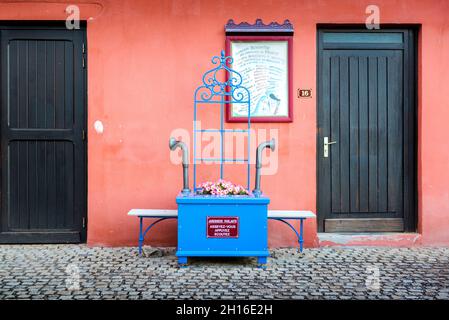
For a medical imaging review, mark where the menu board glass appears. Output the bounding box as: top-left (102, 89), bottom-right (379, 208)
top-left (226, 36), bottom-right (292, 122)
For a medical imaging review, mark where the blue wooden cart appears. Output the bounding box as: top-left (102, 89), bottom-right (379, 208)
top-left (176, 194), bottom-right (270, 265)
top-left (172, 51), bottom-right (273, 266)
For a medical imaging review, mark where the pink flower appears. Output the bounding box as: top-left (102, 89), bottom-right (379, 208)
top-left (197, 179), bottom-right (249, 196)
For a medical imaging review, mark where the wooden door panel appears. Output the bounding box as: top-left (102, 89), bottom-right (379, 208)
top-left (318, 29), bottom-right (416, 232)
top-left (0, 26), bottom-right (86, 243)
top-left (8, 141), bottom-right (75, 231)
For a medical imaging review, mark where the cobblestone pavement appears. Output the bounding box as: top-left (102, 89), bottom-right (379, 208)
top-left (1, 245), bottom-right (449, 300)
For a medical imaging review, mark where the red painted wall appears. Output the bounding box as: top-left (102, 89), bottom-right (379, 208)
top-left (1, 0), bottom-right (449, 247)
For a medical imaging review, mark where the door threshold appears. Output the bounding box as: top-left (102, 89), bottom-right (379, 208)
top-left (318, 232), bottom-right (422, 247)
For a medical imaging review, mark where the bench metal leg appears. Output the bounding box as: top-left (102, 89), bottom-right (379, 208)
top-left (139, 217), bottom-right (144, 255)
top-left (270, 218), bottom-right (306, 253)
top-left (138, 216), bottom-right (178, 256)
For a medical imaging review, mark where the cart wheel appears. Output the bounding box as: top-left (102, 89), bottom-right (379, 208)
top-left (178, 256), bottom-right (188, 266)
top-left (257, 256), bottom-right (267, 269)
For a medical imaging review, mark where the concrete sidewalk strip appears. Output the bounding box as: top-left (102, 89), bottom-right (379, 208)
top-left (0, 245), bottom-right (448, 300)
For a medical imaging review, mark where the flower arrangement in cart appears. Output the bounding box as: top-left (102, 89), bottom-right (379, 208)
top-left (197, 179), bottom-right (249, 196)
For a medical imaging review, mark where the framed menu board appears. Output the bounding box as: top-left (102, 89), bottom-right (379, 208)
top-left (225, 36), bottom-right (293, 122)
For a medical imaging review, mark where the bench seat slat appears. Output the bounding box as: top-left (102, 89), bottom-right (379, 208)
top-left (267, 210), bottom-right (316, 219)
top-left (128, 209), bottom-right (178, 217)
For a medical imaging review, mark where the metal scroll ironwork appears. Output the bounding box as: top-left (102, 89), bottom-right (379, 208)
top-left (193, 51), bottom-right (251, 191)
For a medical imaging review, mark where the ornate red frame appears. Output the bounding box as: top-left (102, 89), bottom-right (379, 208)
top-left (225, 35), bottom-right (293, 123)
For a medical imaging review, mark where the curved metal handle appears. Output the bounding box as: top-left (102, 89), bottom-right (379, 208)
top-left (253, 139), bottom-right (276, 197)
top-left (169, 137), bottom-right (190, 195)
top-left (324, 137), bottom-right (337, 157)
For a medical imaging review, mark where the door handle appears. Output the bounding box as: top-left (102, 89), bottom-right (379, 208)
top-left (324, 137), bottom-right (337, 158)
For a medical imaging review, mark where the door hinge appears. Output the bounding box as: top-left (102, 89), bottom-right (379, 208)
top-left (82, 129), bottom-right (86, 141)
top-left (82, 43), bottom-right (86, 68)
top-left (82, 217), bottom-right (86, 228)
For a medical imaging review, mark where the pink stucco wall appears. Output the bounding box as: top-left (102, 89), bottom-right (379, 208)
top-left (1, 0), bottom-right (449, 247)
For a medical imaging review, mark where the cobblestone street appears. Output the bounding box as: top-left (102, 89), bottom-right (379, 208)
top-left (0, 245), bottom-right (448, 300)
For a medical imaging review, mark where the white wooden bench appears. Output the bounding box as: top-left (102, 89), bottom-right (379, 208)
top-left (267, 210), bottom-right (316, 252)
top-left (128, 209), bottom-right (178, 255)
top-left (128, 209), bottom-right (316, 255)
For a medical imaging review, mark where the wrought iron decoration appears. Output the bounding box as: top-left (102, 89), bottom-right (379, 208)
top-left (193, 51), bottom-right (252, 190)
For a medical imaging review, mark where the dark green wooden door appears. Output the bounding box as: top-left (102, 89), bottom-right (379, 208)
top-left (317, 29), bottom-right (416, 232)
top-left (0, 24), bottom-right (87, 243)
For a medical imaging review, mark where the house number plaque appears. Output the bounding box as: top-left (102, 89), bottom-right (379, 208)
top-left (298, 89), bottom-right (312, 98)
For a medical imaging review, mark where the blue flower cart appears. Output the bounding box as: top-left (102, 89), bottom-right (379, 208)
top-left (169, 51), bottom-right (275, 266)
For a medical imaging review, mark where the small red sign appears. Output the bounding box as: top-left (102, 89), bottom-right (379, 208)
top-left (207, 217), bottom-right (239, 238)
top-left (298, 89), bottom-right (312, 98)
